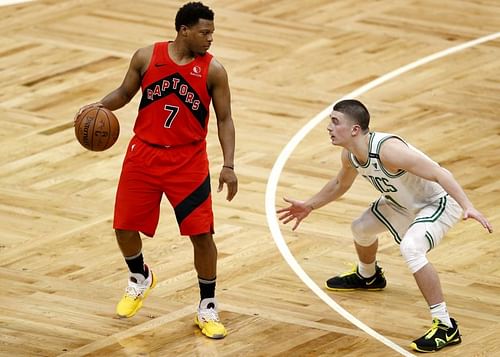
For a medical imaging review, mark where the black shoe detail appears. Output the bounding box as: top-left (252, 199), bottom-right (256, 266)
top-left (325, 264), bottom-right (387, 290)
top-left (410, 318), bottom-right (462, 353)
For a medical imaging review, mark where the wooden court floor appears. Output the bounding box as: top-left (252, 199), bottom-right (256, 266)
top-left (0, 0), bottom-right (499, 356)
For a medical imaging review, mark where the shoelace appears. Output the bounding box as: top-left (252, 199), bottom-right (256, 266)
top-left (124, 280), bottom-right (148, 299)
top-left (339, 263), bottom-right (358, 277)
top-left (425, 318), bottom-right (445, 338)
top-left (199, 308), bottom-right (220, 322)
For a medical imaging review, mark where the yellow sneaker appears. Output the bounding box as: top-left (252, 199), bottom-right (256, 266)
top-left (195, 298), bottom-right (227, 339)
top-left (116, 266), bottom-right (157, 318)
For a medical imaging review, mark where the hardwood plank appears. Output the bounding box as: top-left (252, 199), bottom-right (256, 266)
top-left (0, 0), bottom-right (499, 356)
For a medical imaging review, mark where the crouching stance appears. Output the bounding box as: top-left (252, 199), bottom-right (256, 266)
top-left (278, 99), bottom-right (492, 352)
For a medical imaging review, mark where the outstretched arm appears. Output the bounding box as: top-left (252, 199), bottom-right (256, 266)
top-left (380, 139), bottom-right (493, 233)
top-left (277, 149), bottom-right (358, 230)
top-left (209, 58), bottom-right (238, 201)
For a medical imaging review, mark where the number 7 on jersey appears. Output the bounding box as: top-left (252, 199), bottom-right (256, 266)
top-left (163, 105), bottom-right (179, 128)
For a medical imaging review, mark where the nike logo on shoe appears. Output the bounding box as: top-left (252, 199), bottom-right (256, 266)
top-left (365, 277), bottom-right (377, 285)
top-left (446, 329), bottom-right (458, 342)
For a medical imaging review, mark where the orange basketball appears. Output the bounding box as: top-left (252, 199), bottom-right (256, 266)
top-left (74, 106), bottom-right (120, 151)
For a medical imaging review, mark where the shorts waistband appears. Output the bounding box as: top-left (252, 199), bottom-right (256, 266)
top-left (137, 136), bottom-right (203, 149)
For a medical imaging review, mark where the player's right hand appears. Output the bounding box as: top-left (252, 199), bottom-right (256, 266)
top-left (277, 197), bottom-right (313, 231)
top-left (73, 102), bottom-right (103, 124)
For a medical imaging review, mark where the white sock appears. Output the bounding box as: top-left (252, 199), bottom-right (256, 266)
top-left (358, 261), bottom-right (376, 278)
top-left (430, 302), bottom-right (452, 327)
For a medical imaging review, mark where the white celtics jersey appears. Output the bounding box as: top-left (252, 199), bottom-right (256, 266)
top-left (348, 132), bottom-right (447, 212)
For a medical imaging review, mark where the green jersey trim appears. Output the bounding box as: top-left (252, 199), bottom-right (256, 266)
top-left (348, 152), bottom-right (359, 168)
top-left (410, 196), bottom-right (447, 226)
top-left (425, 231), bottom-right (435, 251)
top-left (371, 197), bottom-right (402, 244)
top-left (350, 132), bottom-right (375, 169)
top-left (375, 135), bottom-right (406, 178)
top-left (362, 132), bottom-right (375, 168)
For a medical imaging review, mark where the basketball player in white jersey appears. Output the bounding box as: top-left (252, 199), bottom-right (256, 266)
top-left (277, 99), bottom-right (492, 353)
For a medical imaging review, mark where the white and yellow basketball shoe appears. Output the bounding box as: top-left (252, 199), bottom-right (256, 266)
top-left (195, 298), bottom-right (227, 339)
top-left (116, 266), bottom-right (157, 318)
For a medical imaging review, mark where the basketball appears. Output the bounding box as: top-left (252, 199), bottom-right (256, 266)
top-left (74, 106), bottom-right (120, 151)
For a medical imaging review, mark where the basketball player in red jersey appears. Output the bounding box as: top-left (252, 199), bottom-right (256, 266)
top-left (75, 2), bottom-right (236, 339)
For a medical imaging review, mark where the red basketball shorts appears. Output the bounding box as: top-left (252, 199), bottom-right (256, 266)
top-left (113, 136), bottom-right (214, 237)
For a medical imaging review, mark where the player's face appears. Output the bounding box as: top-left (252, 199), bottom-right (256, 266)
top-left (327, 110), bottom-right (357, 146)
top-left (185, 19), bottom-right (214, 55)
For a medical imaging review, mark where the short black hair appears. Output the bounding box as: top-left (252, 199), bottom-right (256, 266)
top-left (175, 2), bottom-right (214, 32)
top-left (333, 99), bottom-right (370, 131)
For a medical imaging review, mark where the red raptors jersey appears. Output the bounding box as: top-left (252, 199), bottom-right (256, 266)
top-left (134, 42), bottom-right (213, 146)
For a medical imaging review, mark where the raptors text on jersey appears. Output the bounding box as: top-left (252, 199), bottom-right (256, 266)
top-left (134, 42), bottom-right (213, 146)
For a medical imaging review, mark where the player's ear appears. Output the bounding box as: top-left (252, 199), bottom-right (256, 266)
top-left (179, 25), bottom-right (189, 36)
top-left (351, 124), bottom-right (362, 136)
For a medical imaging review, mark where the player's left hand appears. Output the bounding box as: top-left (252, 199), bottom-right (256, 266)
top-left (463, 207), bottom-right (493, 233)
top-left (218, 167), bottom-right (238, 201)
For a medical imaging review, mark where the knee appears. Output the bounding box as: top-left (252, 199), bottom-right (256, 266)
top-left (351, 218), bottom-right (377, 247)
top-left (115, 229), bottom-right (139, 242)
top-left (190, 233), bottom-right (216, 250)
top-left (400, 237), bottom-right (428, 273)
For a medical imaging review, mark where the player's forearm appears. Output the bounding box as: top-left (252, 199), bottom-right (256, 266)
top-left (217, 117), bottom-right (235, 167)
top-left (436, 169), bottom-right (473, 210)
top-left (100, 88), bottom-right (134, 111)
top-left (305, 178), bottom-right (349, 210)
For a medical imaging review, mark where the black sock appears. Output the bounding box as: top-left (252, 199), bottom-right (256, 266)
top-left (124, 252), bottom-right (146, 278)
top-left (198, 276), bottom-right (216, 301)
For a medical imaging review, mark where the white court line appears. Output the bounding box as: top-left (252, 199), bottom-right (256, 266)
top-left (0, 0), bottom-right (33, 5)
top-left (266, 31), bottom-right (500, 357)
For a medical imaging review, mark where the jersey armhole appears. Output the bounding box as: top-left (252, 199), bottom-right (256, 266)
top-left (378, 135), bottom-right (407, 178)
top-left (205, 55), bottom-right (216, 95)
top-left (141, 42), bottom-right (164, 80)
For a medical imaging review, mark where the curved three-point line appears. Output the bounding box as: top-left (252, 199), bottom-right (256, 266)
top-left (265, 32), bottom-right (500, 357)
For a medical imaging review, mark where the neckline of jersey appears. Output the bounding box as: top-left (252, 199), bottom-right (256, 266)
top-left (165, 41), bottom-right (198, 67)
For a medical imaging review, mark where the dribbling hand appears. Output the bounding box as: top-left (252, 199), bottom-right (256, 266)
top-left (73, 102), bottom-right (104, 124)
